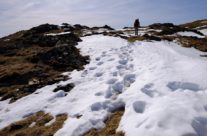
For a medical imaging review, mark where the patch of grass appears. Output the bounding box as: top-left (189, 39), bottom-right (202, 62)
top-left (0, 25), bottom-right (88, 102)
top-left (85, 111), bottom-right (124, 136)
top-left (127, 36), bottom-right (145, 43)
top-left (1, 30), bottom-right (26, 42)
top-left (0, 111), bottom-right (67, 136)
top-left (180, 19), bottom-right (207, 29)
top-left (177, 37), bottom-right (207, 52)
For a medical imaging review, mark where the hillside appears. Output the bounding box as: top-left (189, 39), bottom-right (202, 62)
top-left (180, 19), bottom-right (207, 29)
top-left (0, 20), bottom-right (207, 136)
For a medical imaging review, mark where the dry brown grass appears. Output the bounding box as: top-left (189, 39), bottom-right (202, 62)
top-left (1, 31), bottom-right (26, 42)
top-left (85, 111), bottom-right (124, 136)
top-left (127, 36), bottom-right (145, 43)
top-left (0, 111), bottom-right (67, 136)
top-left (180, 19), bottom-right (207, 29)
top-left (0, 35), bottom-right (69, 102)
top-left (177, 37), bottom-right (207, 52)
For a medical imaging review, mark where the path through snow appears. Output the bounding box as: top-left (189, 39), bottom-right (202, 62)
top-left (0, 35), bottom-right (207, 136)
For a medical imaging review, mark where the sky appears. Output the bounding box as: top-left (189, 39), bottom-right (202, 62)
top-left (0, 0), bottom-right (207, 37)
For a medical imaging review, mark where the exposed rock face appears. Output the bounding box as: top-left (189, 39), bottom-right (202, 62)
top-left (33, 45), bottom-right (88, 71)
top-left (26, 23), bottom-right (59, 35)
top-left (0, 24), bottom-right (89, 102)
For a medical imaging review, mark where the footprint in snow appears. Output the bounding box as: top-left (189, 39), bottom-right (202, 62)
top-left (191, 117), bottom-right (207, 136)
top-left (123, 74), bottom-right (136, 87)
top-left (102, 51), bottom-right (107, 54)
top-left (95, 92), bottom-right (103, 96)
top-left (95, 57), bottom-right (101, 61)
top-left (111, 82), bottom-right (124, 93)
top-left (204, 105), bottom-right (207, 112)
top-left (81, 70), bottom-right (88, 77)
top-left (116, 65), bottom-right (126, 70)
top-left (97, 61), bottom-right (104, 65)
top-left (48, 90), bottom-right (67, 102)
top-left (129, 50), bottom-right (133, 53)
top-left (141, 83), bottom-right (159, 98)
top-left (91, 100), bottom-right (125, 112)
top-left (118, 59), bottom-right (128, 65)
top-left (106, 78), bottom-right (118, 84)
top-left (95, 72), bottom-right (103, 77)
top-left (167, 81), bottom-right (201, 92)
top-left (133, 101), bottom-right (146, 113)
top-left (112, 71), bottom-right (118, 77)
top-left (89, 67), bottom-right (97, 70)
top-left (108, 58), bottom-right (115, 61)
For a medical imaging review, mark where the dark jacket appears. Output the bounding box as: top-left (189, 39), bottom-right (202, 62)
top-left (134, 19), bottom-right (140, 28)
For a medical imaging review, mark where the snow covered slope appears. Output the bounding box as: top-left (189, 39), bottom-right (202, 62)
top-left (0, 35), bottom-right (207, 136)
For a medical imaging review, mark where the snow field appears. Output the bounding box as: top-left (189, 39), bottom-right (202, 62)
top-left (0, 35), bottom-right (207, 136)
top-left (176, 31), bottom-right (205, 38)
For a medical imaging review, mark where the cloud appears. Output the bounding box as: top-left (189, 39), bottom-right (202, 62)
top-left (0, 0), bottom-right (207, 37)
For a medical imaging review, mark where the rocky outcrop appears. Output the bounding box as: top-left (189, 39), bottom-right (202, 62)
top-left (0, 24), bottom-right (89, 102)
top-left (149, 23), bottom-right (204, 36)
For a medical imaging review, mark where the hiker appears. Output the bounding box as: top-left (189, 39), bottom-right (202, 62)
top-left (134, 19), bottom-right (140, 36)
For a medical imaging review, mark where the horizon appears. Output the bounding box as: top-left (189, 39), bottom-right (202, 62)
top-left (0, 0), bottom-right (207, 37)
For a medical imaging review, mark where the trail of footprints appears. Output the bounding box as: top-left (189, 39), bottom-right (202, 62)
top-left (79, 43), bottom-right (207, 135)
top-left (49, 42), bottom-right (206, 134)
top-left (89, 43), bottom-right (137, 112)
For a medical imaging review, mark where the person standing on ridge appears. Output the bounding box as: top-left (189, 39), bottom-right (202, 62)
top-left (134, 19), bottom-right (140, 36)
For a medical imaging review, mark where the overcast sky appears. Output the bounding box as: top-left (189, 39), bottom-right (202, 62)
top-left (0, 0), bottom-right (207, 37)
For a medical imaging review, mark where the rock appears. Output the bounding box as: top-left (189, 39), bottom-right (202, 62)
top-left (61, 23), bottom-right (75, 31)
top-left (28, 78), bottom-right (40, 86)
top-left (0, 71), bottom-right (38, 87)
top-left (25, 24), bottom-right (59, 35)
top-left (92, 25), bottom-right (114, 31)
top-left (34, 45), bottom-right (89, 71)
top-left (149, 23), bottom-right (175, 29)
top-left (9, 123), bottom-right (24, 131)
top-left (74, 24), bottom-right (90, 30)
top-left (143, 34), bottom-right (161, 41)
top-left (149, 23), bottom-right (186, 35)
top-left (53, 83), bottom-right (75, 92)
top-left (102, 25), bottom-right (114, 30)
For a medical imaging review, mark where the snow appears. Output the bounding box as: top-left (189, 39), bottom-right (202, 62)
top-left (29, 122), bottom-right (36, 128)
top-left (177, 31), bottom-right (205, 38)
top-left (4, 39), bottom-right (10, 41)
top-left (201, 21), bottom-right (207, 24)
top-left (199, 29), bottom-right (207, 36)
top-left (45, 31), bottom-right (71, 36)
top-left (0, 35), bottom-right (207, 136)
top-left (119, 27), bottom-right (155, 37)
